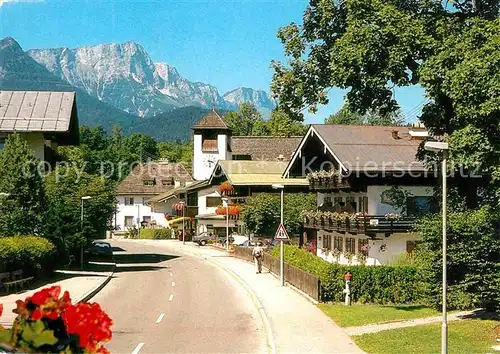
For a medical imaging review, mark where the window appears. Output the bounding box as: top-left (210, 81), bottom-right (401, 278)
top-left (345, 197), bottom-right (356, 212)
top-left (346, 237), bottom-right (356, 254)
top-left (358, 238), bottom-right (369, 255)
top-left (162, 178), bottom-right (174, 186)
top-left (206, 196), bottom-right (222, 208)
top-left (323, 234), bottom-right (332, 250)
top-left (125, 197), bottom-right (134, 205)
top-left (143, 216), bottom-right (151, 223)
top-left (406, 240), bottom-right (420, 254)
top-left (142, 197), bottom-right (148, 205)
top-left (333, 197), bottom-right (343, 211)
top-left (187, 193), bottom-right (198, 207)
top-left (124, 216), bottom-right (134, 227)
top-left (232, 154), bottom-right (252, 160)
top-left (358, 196), bottom-right (368, 213)
top-left (334, 236), bottom-right (343, 252)
top-left (0, 138), bottom-right (5, 151)
top-left (143, 179), bottom-right (155, 186)
top-left (407, 196), bottom-right (433, 216)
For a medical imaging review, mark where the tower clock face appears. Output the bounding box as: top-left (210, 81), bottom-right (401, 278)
top-left (203, 154), bottom-right (217, 168)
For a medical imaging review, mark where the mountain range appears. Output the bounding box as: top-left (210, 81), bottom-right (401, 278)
top-left (0, 37), bottom-right (276, 140)
top-left (26, 41), bottom-right (276, 117)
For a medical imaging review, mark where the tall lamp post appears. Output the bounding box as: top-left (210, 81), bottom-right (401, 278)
top-left (81, 196), bottom-right (92, 270)
top-left (272, 184), bottom-right (285, 287)
top-left (221, 197), bottom-right (229, 251)
top-left (424, 141), bottom-right (449, 354)
top-left (179, 201), bottom-right (186, 245)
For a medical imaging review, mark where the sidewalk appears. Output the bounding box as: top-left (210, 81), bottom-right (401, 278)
top-left (131, 239), bottom-right (364, 354)
top-left (0, 266), bottom-right (114, 327)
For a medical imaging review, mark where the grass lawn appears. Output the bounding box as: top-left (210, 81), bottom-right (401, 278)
top-left (353, 319), bottom-right (499, 354)
top-left (318, 303), bottom-right (440, 327)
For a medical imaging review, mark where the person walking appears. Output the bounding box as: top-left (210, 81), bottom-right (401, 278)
top-left (252, 242), bottom-right (264, 274)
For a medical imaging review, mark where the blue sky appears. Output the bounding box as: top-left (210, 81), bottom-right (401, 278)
top-left (0, 0), bottom-right (425, 123)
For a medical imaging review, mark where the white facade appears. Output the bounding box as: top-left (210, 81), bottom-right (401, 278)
top-left (195, 186), bottom-right (240, 235)
top-left (0, 133), bottom-right (46, 160)
top-left (192, 133), bottom-right (231, 181)
top-left (114, 195), bottom-right (167, 231)
top-left (314, 185), bottom-right (432, 265)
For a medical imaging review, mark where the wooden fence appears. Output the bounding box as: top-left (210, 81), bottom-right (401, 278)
top-left (233, 246), bottom-right (321, 302)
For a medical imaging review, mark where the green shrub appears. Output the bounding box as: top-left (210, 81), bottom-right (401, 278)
top-left (139, 228), bottom-right (171, 239)
top-left (0, 236), bottom-right (56, 276)
top-left (272, 245), bottom-right (423, 304)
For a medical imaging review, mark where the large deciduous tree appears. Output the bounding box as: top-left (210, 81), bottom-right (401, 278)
top-left (0, 133), bottom-right (46, 236)
top-left (272, 0), bottom-right (499, 202)
top-left (325, 104), bottom-right (404, 126)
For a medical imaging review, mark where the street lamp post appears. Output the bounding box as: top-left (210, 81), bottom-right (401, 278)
top-left (424, 141), bottom-right (449, 354)
top-left (222, 197), bottom-right (229, 251)
top-left (179, 201), bottom-right (186, 245)
top-left (272, 184), bottom-right (285, 287)
top-left (80, 196), bottom-right (92, 270)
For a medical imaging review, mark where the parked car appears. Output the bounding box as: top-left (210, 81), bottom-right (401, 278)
top-left (193, 232), bottom-right (216, 246)
top-left (89, 241), bottom-right (113, 259)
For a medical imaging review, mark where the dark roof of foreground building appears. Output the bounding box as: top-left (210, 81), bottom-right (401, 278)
top-left (117, 161), bottom-right (193, 195)
top-left (231, 136), bottom-right (303, 161)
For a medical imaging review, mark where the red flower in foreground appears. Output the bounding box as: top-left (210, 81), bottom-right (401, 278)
top-left (63, 302), bottom-right (113, 352)
top-left (13, 285), bottom-right (72, 320)
top-left (0, 303), bottom-right (3, 318)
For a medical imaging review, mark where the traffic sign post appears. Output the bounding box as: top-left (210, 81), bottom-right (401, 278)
top-left (275, 222), bottom-right (288, 286)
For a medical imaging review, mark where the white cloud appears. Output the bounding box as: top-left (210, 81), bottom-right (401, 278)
top-left (0, 0), bottom-right (44, 6)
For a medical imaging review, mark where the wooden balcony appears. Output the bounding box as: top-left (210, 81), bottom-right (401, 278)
top-left (308, 178), bottom-right (350, 191)
top-left (303, 215), bottom-right (416, 235)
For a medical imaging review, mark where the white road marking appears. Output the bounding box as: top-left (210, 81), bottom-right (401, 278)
top-left (131, 342), bottom-right (144, 354)
top-left (169, 294), bottom-right (174, 302)
top-left (169, 272), bottom-right (173, 277)
top-left (155, 313), bottom-right (165, 324)
top-left (171, 281), bottom-right (175, 287)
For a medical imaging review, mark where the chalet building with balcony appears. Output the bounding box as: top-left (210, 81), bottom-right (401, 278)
top-left (283, 124), bottom-right (436, 265)
top-left (147, 109), bottom-right (305, 237)
top-left (114, 160), bottom-right (192, 231)
top-left (0, 91), bottom-right (80, 162)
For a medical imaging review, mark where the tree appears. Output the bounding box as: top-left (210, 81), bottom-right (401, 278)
top-left (224, 103), bottom-right (263, 136)
top-left (264, 110), bottom-right (308, 136)
top-left (326, 104), bottom-right (404, 125)
top-left (272, 0), bottom-right (499, 202)
top-left (0, 133), bottom-right (46, 236)
top-left (242, 193), bottom-right (316, 236)
top-left (416, 207), bottom-right (500, 311)
top-left (44, 165), bottom-right (117, 265)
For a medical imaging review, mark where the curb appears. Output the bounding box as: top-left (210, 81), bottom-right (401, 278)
top-left (76, 263), bottom-right (116, 303)
top-left (205, 257), bottom-right (277, 354)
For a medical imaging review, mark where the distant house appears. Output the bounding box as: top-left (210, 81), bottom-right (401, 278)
top-left (284, 124), bottom-right (436, 265)
top-left (114, 160), bottom-right (193, 231)
top-left (147, 109), bottom-right (305, 237)
top-left (0, 91), bottom-right (79, 161)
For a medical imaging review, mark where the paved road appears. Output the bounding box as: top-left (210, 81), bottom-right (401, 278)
top-left (92, 240), bottom-right (266, 354)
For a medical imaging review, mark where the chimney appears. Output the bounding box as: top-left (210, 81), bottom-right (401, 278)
top-left (391, 130), bottom-right (401, 140)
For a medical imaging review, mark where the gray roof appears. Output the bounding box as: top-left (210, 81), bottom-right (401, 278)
top-left (0, 91), bottom-right (76, 132)
top-left (311, 124), bottom-right (425, 172)
top-left (231, 136), bottom-right (302, 161)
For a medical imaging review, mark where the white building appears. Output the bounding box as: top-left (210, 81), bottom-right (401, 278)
top-left (0, 91), bottom-right (80, 161)
top-left (148, 110), bottom-right (305, 238)
top-left (283, 124), bottom-right (436, 265)
top-left (114, 161), bottom-right (192, 231)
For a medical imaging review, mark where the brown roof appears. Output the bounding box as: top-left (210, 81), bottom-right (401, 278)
top-left (311, 125), bottom-right (424, 171)
top-left (192, 109), bottom-right (230, 130)
top-left (231, 136), bottom-right (302, 161)
top-left (117, 162), bottom-right (193, 195)
top-left (0, 91), bottom-right (76, 133)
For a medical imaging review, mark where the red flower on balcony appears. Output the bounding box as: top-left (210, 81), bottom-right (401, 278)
top-left (216, 204), bottom-right (241, 216)
top-left (218, 181), bottom-right (234, 195)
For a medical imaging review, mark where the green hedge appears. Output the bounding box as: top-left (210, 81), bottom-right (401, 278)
top-left (139, 228), bottom-right (171, 240)
top-left (0, 236), bottom-right (56, 276)
top-left (272, 245), bottom-right (423, 304)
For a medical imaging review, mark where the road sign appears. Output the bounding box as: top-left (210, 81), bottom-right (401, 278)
top-left (275, 223), bottom-right (289, 240)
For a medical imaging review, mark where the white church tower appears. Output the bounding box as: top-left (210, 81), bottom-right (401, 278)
top-left (192, 109), bottom-right (232, 181)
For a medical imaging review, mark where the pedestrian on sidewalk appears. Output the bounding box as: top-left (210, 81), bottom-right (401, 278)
top-left (252, 242), bottom-right (264, 274)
